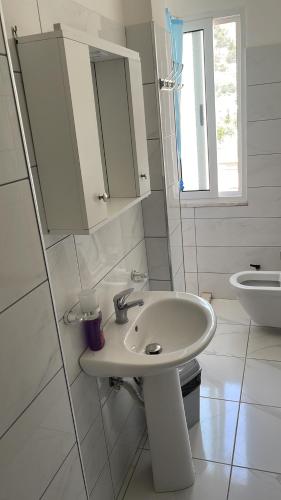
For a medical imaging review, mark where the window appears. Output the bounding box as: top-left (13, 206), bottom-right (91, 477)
top-left (180, 14), bottom-right (245, 204)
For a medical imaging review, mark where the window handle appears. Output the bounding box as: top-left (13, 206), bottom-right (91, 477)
top-left (199, 104), bottom-right (204, 126)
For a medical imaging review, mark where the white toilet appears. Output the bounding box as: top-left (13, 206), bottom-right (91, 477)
top-left (230, 271), bottom-right (281, 327)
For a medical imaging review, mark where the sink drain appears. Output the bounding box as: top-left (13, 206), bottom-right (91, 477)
top-left (145, 343), bottom-right (162, 355)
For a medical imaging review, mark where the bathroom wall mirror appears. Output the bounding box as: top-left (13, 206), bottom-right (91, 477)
top-left (18, 24), bottom-right (150, 235)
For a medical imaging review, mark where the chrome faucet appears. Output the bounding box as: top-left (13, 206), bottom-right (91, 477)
top-left (113, 288), bottom-right (144, 324)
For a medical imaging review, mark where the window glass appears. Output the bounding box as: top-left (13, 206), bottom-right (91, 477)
top-left (214, 21), bottom-right (239, 193)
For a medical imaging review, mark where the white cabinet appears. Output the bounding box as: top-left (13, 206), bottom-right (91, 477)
top-left (18, 24), bottom-right (150, 234)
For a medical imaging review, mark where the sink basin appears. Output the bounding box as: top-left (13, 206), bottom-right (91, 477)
top-left (80, 291), bottom-right (216, 377)
top-left (80, 291), bottom-right (216, 494)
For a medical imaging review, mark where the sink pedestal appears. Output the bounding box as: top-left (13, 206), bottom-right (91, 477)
top-left (143, 368), bottom-right (195, 492)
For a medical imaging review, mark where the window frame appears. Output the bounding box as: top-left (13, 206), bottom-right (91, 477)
top-left (180, 11), bottom-right (247, 207)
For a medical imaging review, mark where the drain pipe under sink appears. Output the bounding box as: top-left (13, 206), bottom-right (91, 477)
top-left (109, 377), bottom-right (144, 407)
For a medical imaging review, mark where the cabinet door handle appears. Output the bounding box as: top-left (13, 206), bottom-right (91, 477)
top-left (140, 173), bottom-right (147, 180)
top-left (98, 192), bottom-right (109, 202)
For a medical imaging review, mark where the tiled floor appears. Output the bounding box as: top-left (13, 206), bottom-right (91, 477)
top-left (122, 300), bottom-right (281, 500)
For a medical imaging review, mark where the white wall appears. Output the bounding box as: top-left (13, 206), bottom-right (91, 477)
top-left (182, 44), bottom-right (281, 298)
top-left (167, 0), bottom-right (281, 47)
top-left (1, 1), bottom-right (147, 498)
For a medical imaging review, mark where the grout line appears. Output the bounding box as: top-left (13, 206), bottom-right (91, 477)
top-left (88, 460), bottom-right (111, 499)
top-left (239, 400), bottom-right (281, 411)
top-left (248, 117), bottom-right (281, 123)
top-left (119, 431), bottom-right (147, 500)
top-left (45, 233), bottom-right (71, 251)
top-left (36, 0), bottom-right (43, 33)
top-left (193, 217), bottom-right (199, 295)
top-left (0, 175), bottom-right (29, 188)
top-left (0, 366), bottom-right (63, 442)
top-left (0, 278), bottom-right (48, 316)
top-left (248, 81), bottom-right (281, 87)
top-left (195, 456), bottom-right (281, 476)
top-left (192, 216), bottom-right (281, 219)
top-left (226, 322), bottom-right (251, 500)
top-left (248, 152), bottom-right (281, 157)
top-left (39, 443), bottom-right (77, 499)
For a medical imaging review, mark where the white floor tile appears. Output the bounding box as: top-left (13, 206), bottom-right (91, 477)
top-left (234, 403), bottom-right (281, 473)
top-left (211, 300), bottom-right (250, 325)
top-left (189, 398), bottom-right (239, 464)
top-left (199, 354), bottom-right (244, 401)
top-left (229, 466), bottom-right (281, 500)
top-left (247, 326), bottom-right (281, 361)
top-left (124, 451), bottom-right (230, 499)
top-left (204, 323), bottom-right (249, 357)
top-left (242, 359), bottom-right (281, 407)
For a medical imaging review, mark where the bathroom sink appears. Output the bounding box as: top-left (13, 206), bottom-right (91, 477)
top-left (80, 291), bottom-right (216, 377)
top-left (80, 291), bottom-right (216, 494)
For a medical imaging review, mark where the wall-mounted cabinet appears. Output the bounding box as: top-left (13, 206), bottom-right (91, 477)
top-left (18, 24), bottom-right (150, 234)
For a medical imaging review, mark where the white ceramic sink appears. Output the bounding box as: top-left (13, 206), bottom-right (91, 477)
top-left (80, 291), bottom-right (216, 494)
top-left (80, 291), bottom-right (216, 378)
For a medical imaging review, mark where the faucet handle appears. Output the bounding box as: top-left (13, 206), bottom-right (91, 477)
top-left (113, 288), bottom-right (134, 308)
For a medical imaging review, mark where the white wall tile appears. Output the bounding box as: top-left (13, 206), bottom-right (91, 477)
top-left (166, 183), bottom-right (180, 235)
top-left (47, 235), bottom-right (81, 321)
top-left (71, 372), bottom-right (100, 442)
top-left (196, 187), bottom-right (281, 219)
top-left (142, 191), bottom-right (167, 237)
top-left (109, 405), bottom-right (146, 496)
top-left (149, 279), bottom-right (172, 291)
top-left (247, 44), bottom-right (281, 85)
top-left (169, 223), bottom-right (183, 275)
top-left (163, 134), bottom-right (178, 188)
top-left (159, 90), bottom-right (170, 139)
top-left (37, 0), bottom-right (100, 35)
top-left (248, 119), bottom-right (281, 155)
top-left (0, 370), bottom-right (75, 500)
top-left (0, 282), bottom-right (62, 438)
top-left (196, 218), bottom-right (281, 247)
top-left (97, 377), bottom-right (112, 407)
top-left (182, 218), bottom-right (196, 246)
top-left (248, 153), bottom-right (281, 187)
top-left (183, 246), bottom-right (197, 273)
top-left (181, 207), bottom-right (195, 218)
top-left (90, 462), bottom-right (114, 500)
top-left (42, 446), bottom-right (87, 500)
top-left (145, 237), bottom-right (170, 280)
top-left (1, 0), bottom-right (41, 71)
top-left (0, 56), bottom-right (27, 184)
top-left (0, 180), bottom-right (46, 312)
top-left (59, 314), bottom-right (87, 385)
top-left (80, 413), bottom-right (108, 495)
top-left (95, 240), bottom-right (148, 323)
top-left (173, 265), bottom-right (185, 292)
top-left (185, 273), bottom-right (199, 295)
top-left (197, 246), bottom-right (281, 274)
top-left (102, 385), bottom-right (135, 454)
top-left (147, 139), bottom-right (164, 190)
top-left (153, 22), bottom-right (168, 80)
top-left (99, 15), bottom-right (125, 45)
top-left (198, 273), bottom-right (235, 299)
top-left (248, 82), bottom-right (281, 121)
top-left (75, 204), bottom-right (144, 290)
top-left (143, 84), bottom-right (160, 139)
top-left (126, 23), bottom-right (155, 84)
top-left (14, 72), bottom-right (36, 166)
